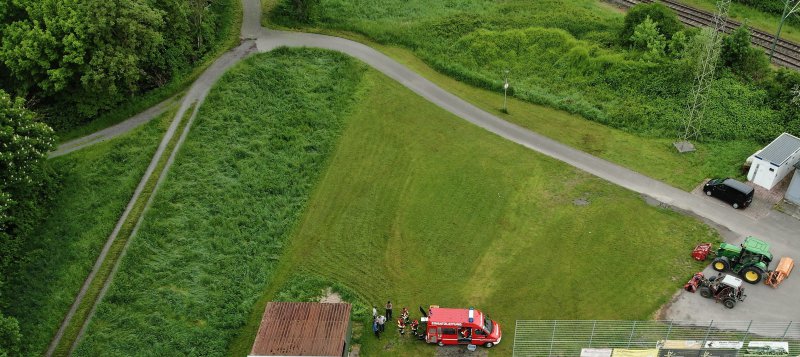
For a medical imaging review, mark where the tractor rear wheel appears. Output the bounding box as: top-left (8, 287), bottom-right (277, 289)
top-left (723, 298), bottom-right (736, 309)
top-left (740, 266), bottom-right (764, 284)
top-left (699, 286), bottom-right (712, 298)
top-left (712, 257), bottom-right (729, 272)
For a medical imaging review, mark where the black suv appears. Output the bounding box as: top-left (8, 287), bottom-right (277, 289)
top-left (703, 178), bottom-right (754, 209)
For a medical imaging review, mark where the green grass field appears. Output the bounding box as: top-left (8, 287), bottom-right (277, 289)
top-left (0, 108), bottom-right (174, 356)
top-left (53, 48), bottom-right (716, 356)
top-left (73, 49), bottom-right (367, 356)
top-left (232, 62), bottom-right (717, 356)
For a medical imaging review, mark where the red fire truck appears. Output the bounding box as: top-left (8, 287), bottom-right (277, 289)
top-left (422, 307), bottom-right (502, 348)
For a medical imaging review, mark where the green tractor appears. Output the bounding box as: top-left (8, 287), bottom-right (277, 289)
top-left (712, 236), bottom-right (773, 284)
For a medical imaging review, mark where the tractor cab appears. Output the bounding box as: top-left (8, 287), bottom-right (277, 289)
top-left (713, 236), bottom-right (773, 284)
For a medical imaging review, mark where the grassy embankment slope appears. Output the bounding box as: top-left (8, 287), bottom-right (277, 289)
top-left (55, 48), bottom-right (713, 356)
top-left (0, 108), bottom-right (174, 356)
top-left (266, 0), bottom-right (775, 190)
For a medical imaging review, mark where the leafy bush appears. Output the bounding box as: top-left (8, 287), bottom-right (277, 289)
top-left (721, 26), bottom-right (770, 81)
top-left (631, 16), bottom-right (667, 60)
top-left (620, 3), bottom-right (683, 44)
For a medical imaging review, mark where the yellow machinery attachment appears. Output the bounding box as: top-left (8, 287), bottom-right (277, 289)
top-left (765, 257), bottom-right (794, 288)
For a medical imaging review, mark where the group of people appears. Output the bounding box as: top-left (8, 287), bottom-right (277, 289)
top-left (372, 301), bottom-right (422, 339)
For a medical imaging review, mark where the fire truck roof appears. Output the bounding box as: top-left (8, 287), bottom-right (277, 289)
top-left (429, 307), bottom-right (484, 327)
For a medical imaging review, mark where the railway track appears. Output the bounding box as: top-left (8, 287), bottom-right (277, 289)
top-left (614, 0), bottom-right (800, 71)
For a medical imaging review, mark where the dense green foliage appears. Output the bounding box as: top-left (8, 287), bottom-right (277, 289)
top-left (271, 0), bottom-right (798, 143)
top-left (0, 109), bottom-right (170, 356)
top-left (0, 89), bottom-right (54, 357)
top-left (621, 3), bottom-right (683, 44)
top-left (721, 26), bottom-right (771, 81)
top-left (229, 66), bottom-right (715, 356)
top-left (75, 49), bottom-right (365, 355)
top-left (0, 0), bottom-right (237, 131)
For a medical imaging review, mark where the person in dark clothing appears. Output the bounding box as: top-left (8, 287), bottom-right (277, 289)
top-left (373, 320), bottom-right (380, 338)
top-left (385, 301), bottom-right (393, 320)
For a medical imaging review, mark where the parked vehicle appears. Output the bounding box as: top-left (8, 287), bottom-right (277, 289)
top-left (422, 307), bottom-right (501, 348)
top-left (703, 178), bottom-right (754, 209)
top-left (712, 236), bottom-right (773, 284)
top-left (698, 274), bottom-right (747, 309)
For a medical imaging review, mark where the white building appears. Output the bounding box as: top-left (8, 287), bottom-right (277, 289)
top-left (786, 162), bottom-right (800, 205)
top-left (747, 133), bottom-right (800, 190)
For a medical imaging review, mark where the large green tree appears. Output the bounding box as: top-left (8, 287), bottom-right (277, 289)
top-left (0, 0), bottom-right (231, 131)
top-left (0, 89), bottom-right (53, 357)
top-left (0, 0), bottom-right (164, 126)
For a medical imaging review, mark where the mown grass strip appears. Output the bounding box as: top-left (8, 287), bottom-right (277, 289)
top-left (50, 103), bottom-right (197, 357)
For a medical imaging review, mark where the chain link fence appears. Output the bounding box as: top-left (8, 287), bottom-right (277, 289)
top-left (513, 320), bottom-right (799, 356)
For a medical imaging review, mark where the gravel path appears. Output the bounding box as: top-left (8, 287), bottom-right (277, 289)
top-left (50, 1), bottom-right (800, 353)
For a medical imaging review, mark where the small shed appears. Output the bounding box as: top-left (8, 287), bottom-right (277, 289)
top-left (249, 302), bottom-right (352, 357)
top-left (786, 161), bottom-right (800, 205)
top-left (747, 133), bottom-right (800, 190)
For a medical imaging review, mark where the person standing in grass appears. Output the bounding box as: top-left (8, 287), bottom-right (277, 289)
top-left (373, 305), bottom-right (377, 320)
top-left (385, 301), bottom-right (393, 320)
top-left (373, 319), bottom-right (380, 339)
top-left (377, 314), bottom-right (386, 333)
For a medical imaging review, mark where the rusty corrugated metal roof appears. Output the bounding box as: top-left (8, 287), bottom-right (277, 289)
top-left (250, 302), bottom-right (351, 357)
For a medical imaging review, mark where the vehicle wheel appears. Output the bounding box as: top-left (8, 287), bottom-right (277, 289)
top-left (438, 342), bottom-right (444, 347)
top-left (740, 266), bottom-right (764, 284)
top-left (723, 298), bottom-right (736, 309)
top-left (705, 190), bottom-right (712, 196)
top-left (732, 202), bottom-right (739, 209)
top-left (699, 286), bottom-right (712, 299)
top-left (484, 342), bottom-right (494, 348)
top-left (712, 257), bottom-right (729, 272)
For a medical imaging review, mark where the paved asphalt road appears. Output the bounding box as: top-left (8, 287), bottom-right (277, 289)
top-left (55, 2), bottom-right (799, 347)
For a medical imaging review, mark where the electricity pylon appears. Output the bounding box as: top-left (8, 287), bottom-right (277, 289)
top-left (769, 0), bottom-right (800, 61)
top-left (677, 0), bottom-right (731, 152)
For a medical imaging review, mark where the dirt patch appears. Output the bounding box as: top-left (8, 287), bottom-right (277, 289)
top-left (435, 345), bottom-right (490, 357)
top-left (573, 197), bottom-right (590, 206)
top-left (319, 287), bottom-right (343, 303)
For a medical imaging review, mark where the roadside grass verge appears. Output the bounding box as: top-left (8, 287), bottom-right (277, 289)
top-left (260, 16), bottom-right (759, 190)
top-left (228, 62), bottom-right (717, 356)
top-left (57, 0), bottom-right (243, 143)
top-left (0, 107), bottom-right (175, 356)
top-left (51, 103), bottom-right (197, 357)
top-left (73, 49), bottom-right (367, 356)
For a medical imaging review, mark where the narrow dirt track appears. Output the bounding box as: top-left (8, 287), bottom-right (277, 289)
top-left (51, 0), bottom-right (800, 353)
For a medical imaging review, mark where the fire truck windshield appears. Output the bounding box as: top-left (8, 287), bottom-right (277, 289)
top-left (484, 317), bottom-right (493, 334)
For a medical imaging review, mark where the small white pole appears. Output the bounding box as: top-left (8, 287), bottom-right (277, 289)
top-left (502, 70), bottom-right (509, 113)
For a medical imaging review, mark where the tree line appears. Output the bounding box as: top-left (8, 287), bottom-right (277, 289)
top-left (0, 0), bottom-right (232, 131)
top-left (0, 1), bottom-right (234, 355)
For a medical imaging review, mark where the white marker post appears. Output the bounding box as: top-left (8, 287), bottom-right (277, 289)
top-left (502, 70), bottom-right (510, 113)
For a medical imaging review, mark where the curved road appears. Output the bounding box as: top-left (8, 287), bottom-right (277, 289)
top-left (53, 0), bottom-right (800, 352)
